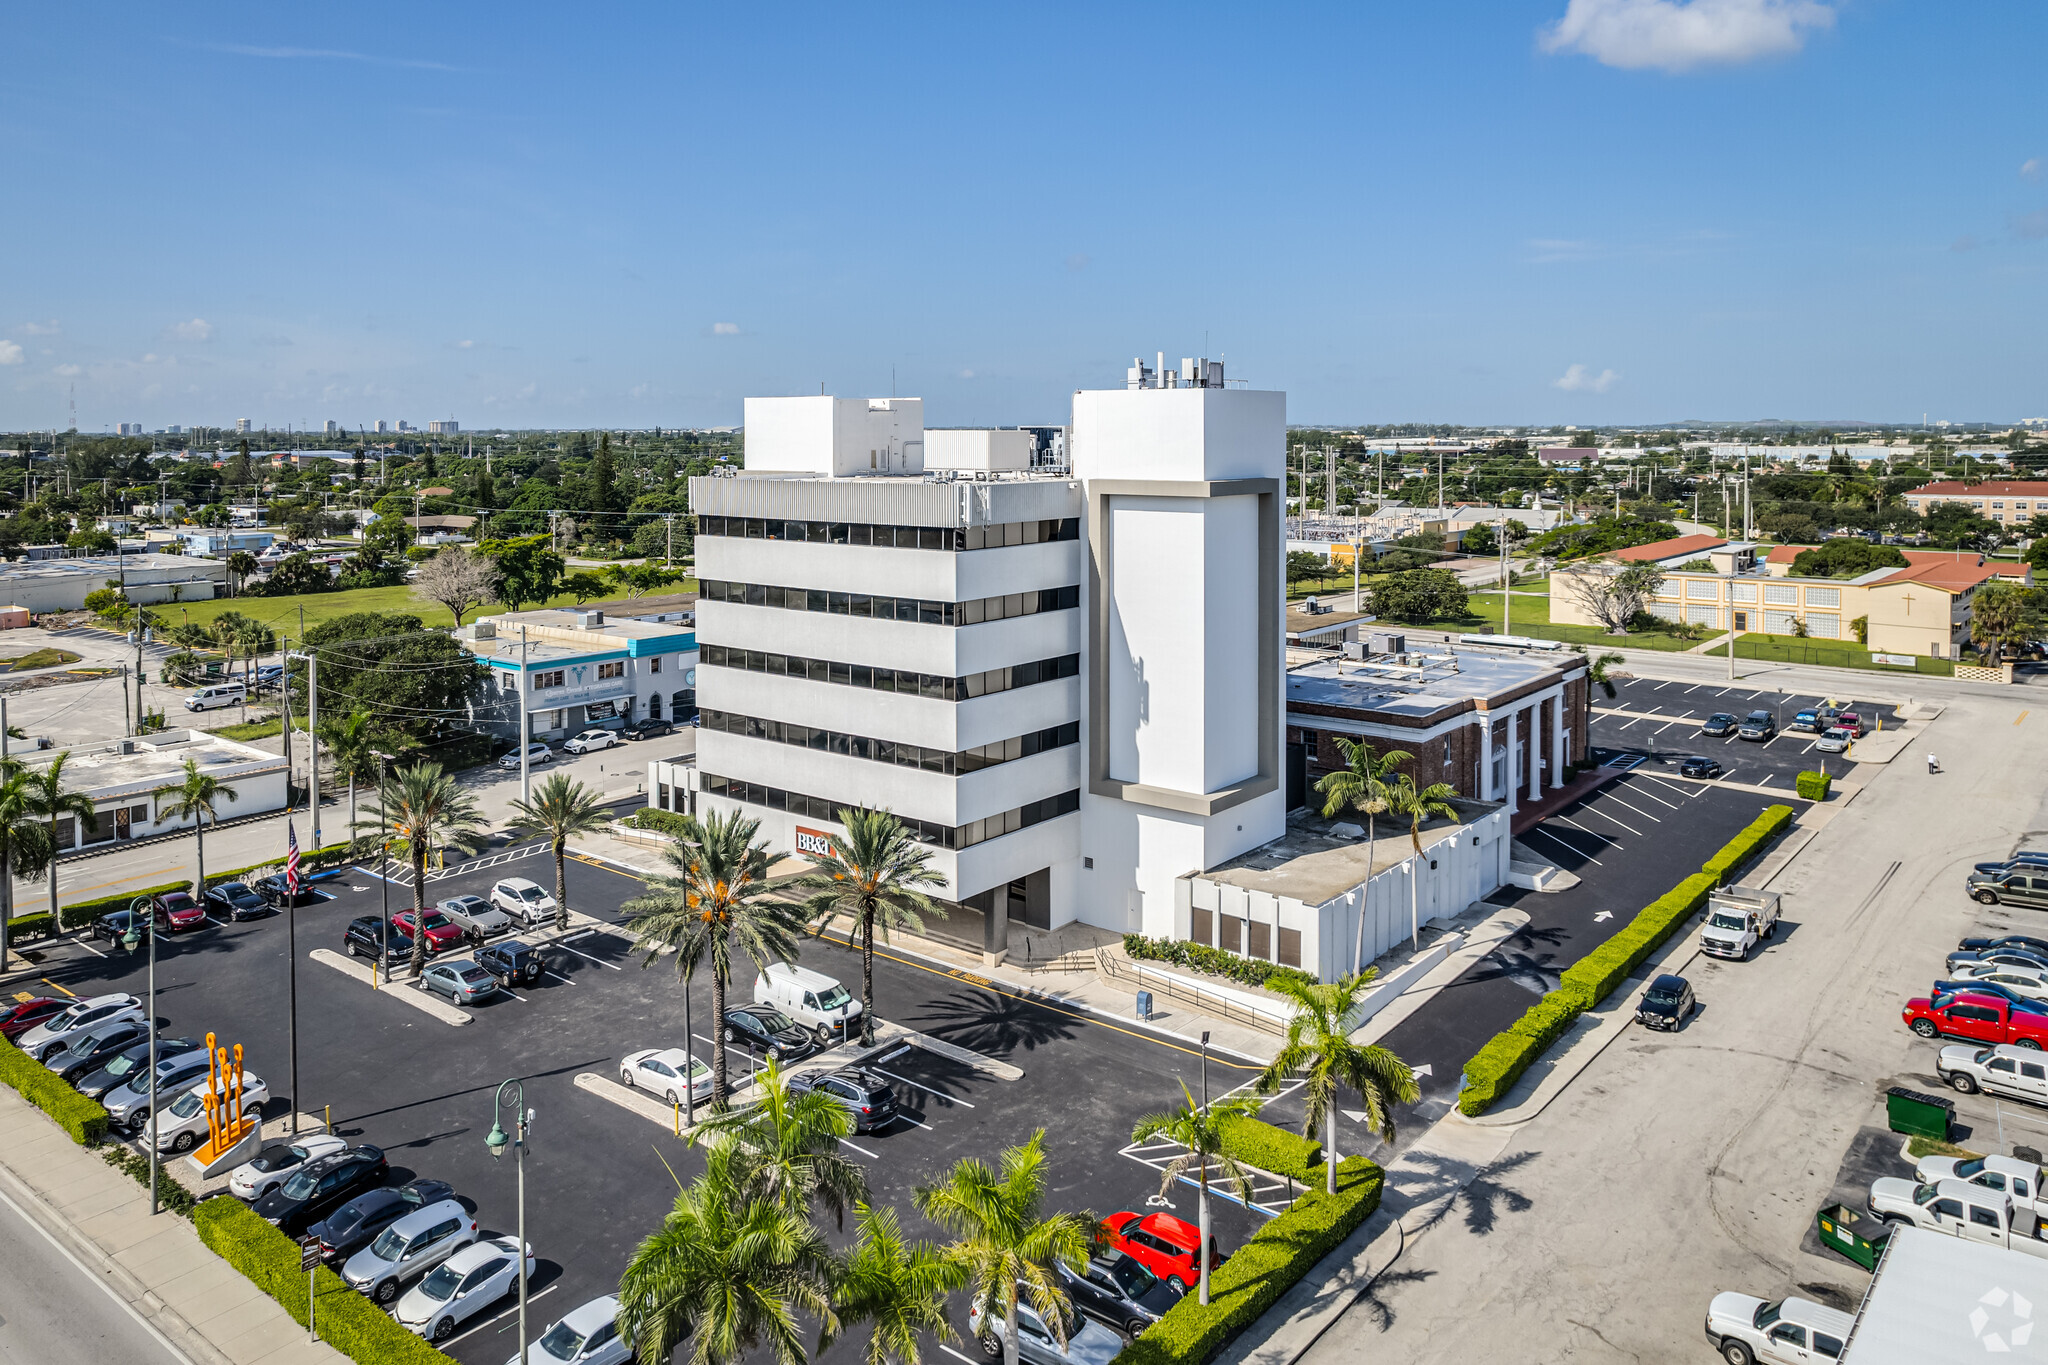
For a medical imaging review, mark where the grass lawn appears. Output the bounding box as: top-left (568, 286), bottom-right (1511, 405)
top-left (1700, 634), bottom-right (1956, 677)
top-left (158, 579), bottom-right (699, 635)
top-left (1459, 589), bottom-right (1702, 652)
top-left (0, 648), bottom-right (81, 671)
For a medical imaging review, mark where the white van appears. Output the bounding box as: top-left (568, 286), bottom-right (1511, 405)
top-left (753, 963), bottom-right (862, 1046)
top-left (186, 682), bottom-right (246, 712)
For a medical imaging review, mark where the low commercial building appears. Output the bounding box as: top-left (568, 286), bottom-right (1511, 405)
top-left (179, 530), bottom-right (275, 558)
top-left (457, 607), bottom-right (698, 743)
top-left (1900, 480), bottom-right (2048, 526)
top-left (0, 554), bottom-right (226, 611)
top-left (33, 731), bottom-right (287, 852)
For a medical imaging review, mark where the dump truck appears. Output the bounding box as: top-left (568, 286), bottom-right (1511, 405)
top-left (1700, 886), bottom-right (1782, 961)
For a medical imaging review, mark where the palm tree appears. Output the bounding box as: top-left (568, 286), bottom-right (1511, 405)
top-left (1129, 1081), bottom-right (1262, 1305)
top-left (231, 618), bottom-right (276, 691)
top-left (1384, 773), bottom-right (1461, 951)
top-left (830, 1203), bottom-right (965, 1365)
top-left (689, 1055), bottom-right (868, 1226)
top-left (616, 1142), bottom-right (838, 1365)
top-left (1972, 579), bottom-right (2033, 665)
top-left (225, 550), bottom-right (258, 597)
top-left (356, 762), bottom-right (487, 978)
top-left (25, 752), bottom-right (97, 925)
top-left (1256, 975), bottom-right (1419, 1194)
top-left (1584, 649), bottom-right (1626, 700)
top-left (913, 1131), bottom-right (1095, 1365)
top-left (621, 808), bottom-right (802, 1108)
top-left (0, 761), bottom-right (51, 974)
top-left (320, 710), bottom-right (377, 836)
top-left (507, 774), bottom-right (611, 932)
top-left (154, 756), bottom-right (237, 898)
top-left (1314, 738), bottom-right (1408, 973)
top-left (782, 807), bottom-right (946, 1045)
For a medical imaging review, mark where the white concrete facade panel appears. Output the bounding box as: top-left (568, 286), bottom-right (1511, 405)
top-left (695, 732), bottom-right (1075, 828)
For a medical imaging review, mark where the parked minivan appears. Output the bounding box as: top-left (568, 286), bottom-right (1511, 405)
top-left (753, 962), bottom-right (863, 1046)
top-left (186, 682), bottom-right (246, 711)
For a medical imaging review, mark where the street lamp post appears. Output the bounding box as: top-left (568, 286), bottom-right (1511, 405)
top-left (373, 751), bottom-right (393, 984)
top-left (121, 895), bottom-right (159, 1213)
top-left (486, 1081), bottom-right (533, 1365)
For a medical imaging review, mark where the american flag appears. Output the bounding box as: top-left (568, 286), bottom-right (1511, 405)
top-left (284, 821), bottom-right (301, 897)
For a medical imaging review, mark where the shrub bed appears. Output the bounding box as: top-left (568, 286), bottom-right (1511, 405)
top-left (8, 910), bottom-right (55, 942)
top-left (1112, 1156), bottom-right (1384, 1365)
top-left (626, 808), bottom-right (693, 839)
top-left (100, 1146), bottom-right (199, 1215)
top-left (1703, 805), bottom-right (1794, 887)
top-left (58, 882), bottom-right (191, 931)
top-left (1121, 934), bottom-right (1320, 990)
top-left (0, 1035), bottom-right (108, 1145)
top-left (1216, 1113), bottom-right (1323, 1181)
top-left (203, 842), bottom-right (354, 888)
top-left (1557, 874), bottom-right (1717, 1010)
top-left (1796, 770), bottom-right (1832, 801)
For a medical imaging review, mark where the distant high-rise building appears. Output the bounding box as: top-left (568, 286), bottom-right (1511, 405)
top-left (374, 420), bottom-right (389, 434)
top-left (396, 421), bottom-right (413, 433)
top-left (428, 420), bottom-right (459, 435)
top-left (164, 426), bottom-right (184, 436)
top-left (323, 420), bottom-right (339, 435)
top-left (116, 422), bottom-right (142, 436)
top-left (235, 418), bottom-right (253, 434)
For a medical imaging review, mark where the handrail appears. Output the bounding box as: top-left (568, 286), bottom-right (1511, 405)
top-left (1098, 950), bottom-right (1286, 1034)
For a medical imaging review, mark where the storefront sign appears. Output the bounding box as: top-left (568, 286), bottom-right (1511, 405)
top-left (1871, 652), bottom-right (1917, 667)
top-left (794, 825), bottom-right (836, 858)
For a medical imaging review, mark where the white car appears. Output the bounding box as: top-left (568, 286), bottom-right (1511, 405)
top-left (507, 1294), bottom-right (629, 1365)
top-left (15, 994), bottom-right (145, 1062)
top-left (1813, 726), bottom-right (1853, 754)
top-left (1913, 1153), bottom-right (2046, 1216)
top-left (227, 1134), bottom-right (348, 1200)
top-left (1703, 1293), bottom-right (1853, 1365)
top-left (342, 1198), bottom-right (478, 1303)
top-left (1946, 961), bottom-right (2048, 1001)
top-left (1937, 1042), bottom-right (2048, 1104)
top-left (498, 742), bottom-right (553, 771)
top-left (144, 1073), bottom-right (272, 1154)
top-left (562, 728), bottom-right (617, 754)
top-left (396, 1236), bottom-right (534, 1342)
top-left (619, 1048), bottom-right (714, 1106)
top-left (490, 877), bottom-right (558, 928)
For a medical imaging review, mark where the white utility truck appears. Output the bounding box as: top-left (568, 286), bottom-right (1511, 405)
top-left (1700, 886), bottom-right (1782, 961)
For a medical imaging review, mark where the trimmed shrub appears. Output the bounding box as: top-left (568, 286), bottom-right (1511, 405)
top-left (58, 882), bottom-right (190, 931)
top-left (193, 1197), bottom-right (449, 1365)
top-left (8, 910), bottom-right (55, 942)
top-left (1216, 1113), bottom-right (1323, 1180)
top-left (1703, 804), bottom-right (1794, 886)
top-left (1558, 874), bottom-right (1716, 1010)
top-left (100, 1146), bottom-right (199, 1216)
top-left (1122, 934), bottom-right (1323, 990)
top-left (1111, 1157), bottom-right (1383, 1365)
top-left (1458, 1029), bottom-right (1550, 1117)
top-left (626, 808), bottom-right (693, 839)
top-left (203, 842), bottom-right (354, 888)
top-left (0, 1036), bottom-right (108, 1145)
top-left (1796, 770), bottom-right (1832, 801)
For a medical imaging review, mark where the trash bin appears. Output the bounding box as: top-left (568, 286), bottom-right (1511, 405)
top-left (1816, 1203), bottom-right (1893, 1272)
top-left (1886, 1085), bottom-right (1955, 1140)
top-left (1135, 990), bottom-right (1154, 1021)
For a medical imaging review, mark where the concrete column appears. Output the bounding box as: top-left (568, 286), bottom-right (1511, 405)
top-left (1526, 701), bottom-right (1543, 805)
top-left (1477, 715), bottom-right (1494, 801)
top-left (1551, 687), bottom-right (1568, 788)
top-left (1505, 709), bottom-right (1519, 813)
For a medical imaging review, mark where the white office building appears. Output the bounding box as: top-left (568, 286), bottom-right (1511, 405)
top-left (687, 356), bottom-right (1285, 962)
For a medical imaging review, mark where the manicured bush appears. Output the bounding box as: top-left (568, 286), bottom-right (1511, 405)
top-left (8, 910), bottom-right (55, 942)
top-left (1458, 1029), bottom-right (1550, 1117)
top-left (1558, 874), bottom-right (1716, 1010)
top-left (1121, 934), bottom-right (1322, 990)
top-left (1216, 1113), bottom-right (1323, 1180)
top-left (626, 808), bottom-right (693, 839)
top-left (193, 1197), bottom-right (449, 1365)
top-left (58, 882), bottom-right (190, 931)
top-left (1703, 804), bottom-right (1794, 886)
top-left (1111, 1157), bottom-right (1384, 1365)
top-left (0, 1036), bottom-right (108, 1145)
top-left (203, 842), bottom-right (354, 888)
top-left (1796, 770), bottom-right (1832, 801)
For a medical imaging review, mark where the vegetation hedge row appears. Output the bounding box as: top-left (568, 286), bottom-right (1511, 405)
top-left (625, 808), bottom-right (693, 838)
top-left (8, 911), bottom-right (55, 942)
top-left (1216, 1113), bottom-right (1323, 1181)
top-left (1121, 935), bottom-right (1320, 991)
top-left (1796, 770), bottom-right (1832, 801)
top-left (193, 1197), bottom-right (450, 1365)
top-left (1557, 874), bottom-right (1718, 1010)
top-left (204, 841), bottom-right (355, 888)
top-left (57, 882), bottom-right (192, 930)
top-left (1456, 988), bottom-right (1596, 1116)
top-left (1703, 805), bottom-right (1794, 887)
top-left (0, 1036), bottom-right (108, 1145)
top-left (1113, 1157), bottom-right (1384, 1365)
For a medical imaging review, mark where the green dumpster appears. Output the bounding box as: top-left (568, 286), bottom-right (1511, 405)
top-left (1886, 1085), bottom-right (1954, 1140)
top-left (1817, 1202), bottom-right (1892, 1271)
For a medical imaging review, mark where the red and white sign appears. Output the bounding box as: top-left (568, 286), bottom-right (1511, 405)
top-left (794, 826), bottom-right (836, 858)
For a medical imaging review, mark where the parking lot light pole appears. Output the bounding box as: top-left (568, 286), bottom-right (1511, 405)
top-left (122, 896), bottom-right (159, 1212)
top-left (1200, 1030), bottom-right (1210, 1114)
top-left (373, 751), bottom-right (394, 984)
top-left (487, 1081), bottom-right (532, 1365)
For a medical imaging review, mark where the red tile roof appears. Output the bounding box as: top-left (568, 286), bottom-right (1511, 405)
top-left (1610, 534), bottom-right (1728, 562)
top-left (1905, 481), bottom-right (2048, 498)
top-left (1876, 561), bottom-right (1999, 591)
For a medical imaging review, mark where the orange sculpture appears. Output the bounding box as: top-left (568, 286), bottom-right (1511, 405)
top-left (193, 1031), bottom-right (256, 1164)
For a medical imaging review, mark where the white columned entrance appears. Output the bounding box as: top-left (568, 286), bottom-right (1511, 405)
top-left (1505, 710), bottom-right (1519, 813)
top-left (1477, 714), bottom-right (1494, 801)
top-left (1526, 700), bottom-right (1543, 805)
top-left (1551, 687), bottom-right (1568, 788)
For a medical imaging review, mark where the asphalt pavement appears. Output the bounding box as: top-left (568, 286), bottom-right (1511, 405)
top-left (1592, 676), bottom-right (1886, 792)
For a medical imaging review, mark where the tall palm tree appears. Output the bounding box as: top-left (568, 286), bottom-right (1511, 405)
top-left (621, 808), bottom-right (802, 1109)
top-left (1255, 975), bottom-right (1419, 1194)
top-left (231, 618), bottom-right (276, 691)
top-left (1583, 650), bottom-right (1626, 700)
top-left (225, 550), bottom-right (258, 597)
top-left (0, 760), bottom-right (51, 974)
top-left (829, 1203), bottom-right (965, 1365)
top-left (356, 762), bottom-right (487, 979)
top-left (616, 1142), bottom-right (838, 1365)
top-left (689, 1055), bottom-right (868, 1226)
top-left (507, 773), bottom-right (612, 932)
top-left (25, 752), bottom-right (96, 924)
top-left (1314, 738), bottom-right (1408, 973)
top-left (320, 710), bottom-right (377, 836)
top-left (154, 756), bottom-right (237, 898)
top-left (782, 807), bottom-right (946, 1045)
top-left (1384, 773), bottom-right (1461, 952)
top-left (1129, 1081), bottom-right (1262, 1305)
top-left (913, 1131), bottom-right (1094, 1365)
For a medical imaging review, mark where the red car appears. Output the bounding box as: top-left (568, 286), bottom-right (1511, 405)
top-left (1102, 1211), bottom-right (1224, 1291)
top-left (152, 892), bottom-right (207, 933)
top-left (0, 996), bottom-right (69, 1041)
top-left (1904, 991), bottom-right (2048, 1047)
top-left (392, 909), bottom-right (466, 955)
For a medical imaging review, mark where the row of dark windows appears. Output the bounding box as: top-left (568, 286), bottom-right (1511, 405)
top-left (699, 710), bottom-right (1079, 776)
top-left (699, 579), bottom-right (1079, 626)
top-left (701, 644), bottom-right (1080, 701)
top-left (700, 515), bottom-right (1078, 551)
top-left (698, 774), bottom-right (1080, 850)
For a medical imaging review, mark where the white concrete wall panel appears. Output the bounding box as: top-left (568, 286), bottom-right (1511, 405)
top-left (702, 541), bottom-right (962, 601)
top-left (1200, 493), bottom-right (1261, 791)
top-left (953, 814), bottom-right (1080, 902)
top-left (1105, 497), bottom-right (1209, 793)
top-left (1070, 388), bottom-right (1286, 483)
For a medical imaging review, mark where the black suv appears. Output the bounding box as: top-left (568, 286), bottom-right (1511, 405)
top-left (787, 1066), bottom-right (899, 1133)
top-left (205, 881), bottom-right (271, 920)
top-left (1700, 713), bottom-right (1738, 737)
top-left (475, 939), bottom-right (544, 987)
top-left (622, 717), bottom-right (676, 741)
top-left (1059, 1251), bottom-right (1182, 1339)
top-left (250, 1145), bottom-right (390, 1236)
top-left (343, 917), bottom-right (414, 964)
top-left (722, 1005), bottom-right (816, 1062)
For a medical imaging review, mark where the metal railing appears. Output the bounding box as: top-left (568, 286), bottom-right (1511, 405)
top-left (1097, 950), bottom-right (1287, 1034)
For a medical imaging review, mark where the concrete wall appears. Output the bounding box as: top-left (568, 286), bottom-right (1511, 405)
top-left (926, 429), bottom-right (1034, 472)
top-left (742, 397), bottom-right (925, 476)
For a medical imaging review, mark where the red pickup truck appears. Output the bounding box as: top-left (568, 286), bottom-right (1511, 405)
top-left (1905, 991), bottom-right (2048, 1047)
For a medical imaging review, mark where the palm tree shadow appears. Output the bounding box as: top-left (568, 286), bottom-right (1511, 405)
top-left (1355, 1266), bottom-right (1436, 1333)
top-left (1453, 1149), bottom-right (1537, 1236)
top-left (902, 988), bottom-right (1079, 1059)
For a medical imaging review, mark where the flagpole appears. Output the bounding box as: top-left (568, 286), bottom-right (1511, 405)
top-left (286, 821), bottom-right (300, 1137)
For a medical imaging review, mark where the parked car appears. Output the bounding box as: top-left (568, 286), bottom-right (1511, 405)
top-left (422, 960), bottom-right (501, 1006)
top-left (250, 1144), bottom-right (389, 1235)
top-left (15, 994), bottom-right (145, 1062)
top-left (721, 1005), bottom-right (817, 1062)
top-left (498, 742), bottom-right (553, 770)
top-left (1679, 756), bottom-right (1722, 779)
top-left (436, 894), bottom-right (512, 941)
top-left (395, 1236), bottom-right (534, 1342)
top-left (563, 728), bottom-right (617, 755)
top-left (1635, 974), bottom-right (1697, 1031)
top-left (1946, 945), bottom-right (2048, 974)
top-left (753, 962), bottom-right (863, 1045)
top-left (1702, 1293), bottom-right (1853, 1365)
top-left (1836, 711), bottom-right (1867, 737)
top-left (341, 1198), bottom-right (479, 1303)
top-left (89, 908), bottom-right (149, 944)
top-left (786, 1066), bottom-right (899, 1133)
top-left (475, 939), bottom-right (545, 987)
top-left (44, 1019), bottom-right (152, 1082)
top-left (1930, 979), bottom-right (2048, 1013)
top-left (151, 891), bottom-right (207, 932)
top-left (1914, 1153), bottom-right (2045, 1215)
top-left (1058, 1251), bottom-right (1183, 1340)
top-left (393, 908), bottom-right (466, 955)
top-left (969, 1297), bottom-right (1121, 1365)
top-left (253, 874), bottom-right (324, 908)
top-left (103, 1048), bottom-right (216, 1132)
top-left (1787, 709), bottom-right (1821, 734)
top-left (204, 881), bottom-right (271, 920)
top-left (508, 1294), bottom-right (630, 1365)
top-left (343, 916), bottom-right (414, 964)
top-left (1101, 1211), bottom-right (1223, 1293)
top-left (144, 1073), bottom-right (272, 1154)
top-left (0, 995), bottom-right (69, 1041)
top-left (489, 878), bottom-right (558, 929)
top-left (619, 1048), bottom-right (714, 1106)
top-left (1700, 713), bottom-right (1739, 737)
top-left (1961, 934), bottom-right (2048, 957)
top-left (1865, 1178), bottom-right (2048, 1257)
top-left (185, 682), bottom-right (246, 712)
top-left (1946, 961), bottom-right (2048, 1001)
top-left (229, 1134), bottom-right (351, 1200)
top-left (1938, 1043), bottom-right (2048, 1104)
top-left (1736, 710), bottom-right (1776, 741)
top-left (621, 717), bottom-right (675, 741)
top-left (75, 1037), bottom-right (201, 1100)
top-left (1903, 991), bottom-right (2048, 1047)
top-left (1813, 727), bottom-right (1853, 754)
top-left (306, 1179), bottom-right (458, 1265)
top-left (1968, 867), bottom-right (2048, 909)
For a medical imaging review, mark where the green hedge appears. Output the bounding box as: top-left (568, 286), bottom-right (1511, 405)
top-left (8, 910), bottom-right (54, 942)
top-left (193, 1197), bottom-right (450, 1365)
top-left (1796, 770), bottom-right (1832, 801)
top-left (626, 808), bottom-right (693, 838)
top-left (1703, 805), bottom-right (1794, 887)
top-left (1121, 934), bottom-right (1322, 990)
top-left (1216, 1113), bottom-right (1323, 1181)
top-left (1557, 874), bottom-right (1717, 1011)
top-left (1457, 988), bottom-right (1595, 1115)
top-left (1111, 1157), bottom-right (1384, 1365)
top-left (0, 1036), bottom-right (108, 1145)
top-left (203, 841), bottom-right (354, 888)
top-left (58, 882), bottom-right (191, 931)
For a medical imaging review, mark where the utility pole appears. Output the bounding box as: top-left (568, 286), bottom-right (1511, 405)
top-left (1500, 513), bottom-right (1511, 637)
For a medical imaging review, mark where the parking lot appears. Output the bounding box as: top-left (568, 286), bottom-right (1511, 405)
top-left (1591, 676), bottom-right (1894, 792)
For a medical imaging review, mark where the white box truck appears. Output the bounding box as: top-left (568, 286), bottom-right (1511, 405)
top-left (1835, 1223), bottom-right (2048, 1361)
top-left (1701, 886), bottom-right (1782, 961)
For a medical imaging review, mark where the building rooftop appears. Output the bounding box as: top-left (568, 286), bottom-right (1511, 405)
top-left (0, 554), bottom-right (217, 579)
top-left (1202, 801), bottom-right (1489, 906)
top-left (1286, 645), bottom-right (1581, 723)
top-left (24, 730), bottom-right (283, 802)
top-left (1610, 533), bottom-right (1728, 563)
top-left (1906, 480), bottom-right (2048, 497)
top-left (461, 607), bottom-right (696, 666)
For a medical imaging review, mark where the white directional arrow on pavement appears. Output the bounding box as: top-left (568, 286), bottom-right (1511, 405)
top-left (1342, 1109), bottom-right (1368, 1123)
top-left (1594, 910), bottom-right (1614, 922)
top-left (1411, 1064), bottom-right (1433, 1078)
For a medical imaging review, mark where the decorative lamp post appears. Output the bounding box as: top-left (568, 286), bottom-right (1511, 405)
top-left (120, 895), bottom-right (160, 1213)
top-left (487, 1080), bottom-right (533, 1365)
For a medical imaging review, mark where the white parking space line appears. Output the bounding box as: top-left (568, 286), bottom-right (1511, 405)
top-left (941, 1346), bottom-right (983, 1365)
top-left (869, 1066), bottom-right (978, 1108)
top-left (1526, 825), bottom-right (1605, 866)
top-left (1618, 718), bottom-right (1643, 731)
top-left (541, 969), bottom-right (577, 986)
top-left (1559, 811), bottom-right (1634, 840)
top-left (443, 1284), bottom-right (556, 1347)
top-left (70, 936), bottom-right (106, 958)
top-left (551, 939), bottom-right (624, 970)
top-left (1596, 792), bottom-right (1664, 824)
top-left (840, 1136), bottom-right (880, 1159)
top-left (894, 1115), bottom-right (936, 1131)
top-left (1632, 773), bottom-right (1693, 801)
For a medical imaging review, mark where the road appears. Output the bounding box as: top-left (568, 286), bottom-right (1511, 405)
top-left (0, 1178), bottom-right (192, 1365)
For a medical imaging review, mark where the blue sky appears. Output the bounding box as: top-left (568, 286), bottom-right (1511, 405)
top-left (4, 1), bottom-right (2044, 431)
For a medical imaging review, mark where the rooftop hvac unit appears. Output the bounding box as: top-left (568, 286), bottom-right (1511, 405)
top-left (1369, 632), bottom-right (1406, 655)
top-left (473, 620), bottom-right (496, 640)
top-left (1342, 640), bottom-right (1366, 660)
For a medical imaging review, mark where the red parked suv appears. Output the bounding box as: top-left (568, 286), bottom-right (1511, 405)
top-left (1102, 1211), bottom-right (1224, 1292)
top-left (1904, 991), bottom-right (2048, 1047)
top-left (152, 892), bottom-right (207, 933)
top-left (391, 908), bottom-right (466, 955)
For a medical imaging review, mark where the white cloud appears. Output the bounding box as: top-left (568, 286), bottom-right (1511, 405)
top-left (457, 339), bottom-right (475, 349)
top-left (958, 368), bottom-right (976, 379)
top-left (0, 341), bottom-right (20, 366)
top-left (53, 363), bottom-right (81, 377)
top-left (168, 318), bottom-right (214, 342)
top-left (1540, 0), bottom-right (1834, 73)
top-left (2025, 158), bottom-right (2043, 181)
top-left (1555, 363), bottom-right (1619, 393)
top-left (711, 322), bottom-right (740, 336)
top-left (20, 319), bottom-right (58, 337)
top-left (141, 352), bottom-right (160, 363)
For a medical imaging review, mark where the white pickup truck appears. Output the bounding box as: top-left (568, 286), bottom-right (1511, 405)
top-left (1866, 1177), bottom-right (2048, 1257)
top-left (1700, 887), bottom-right (1782, 961)
top-left (1912, 1153), bottom-right (2046, 1216)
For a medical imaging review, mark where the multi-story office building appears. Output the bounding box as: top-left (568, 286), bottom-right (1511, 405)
top-left (428, 420), bottom-right (459, 435)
